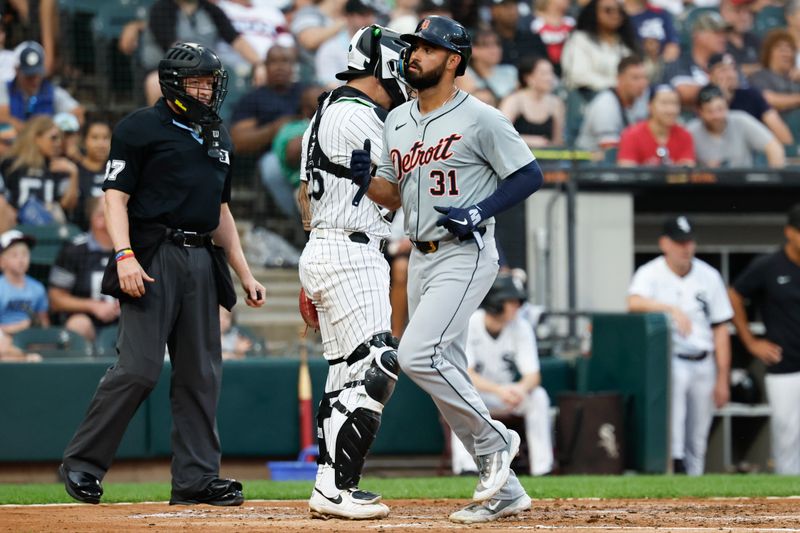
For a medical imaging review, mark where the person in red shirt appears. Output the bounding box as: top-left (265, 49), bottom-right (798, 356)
top-left (531, 0), bottom-right (575, 76)
top-left (618, 84), bottom-right (695, 166)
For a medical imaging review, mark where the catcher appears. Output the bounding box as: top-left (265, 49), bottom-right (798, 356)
top-left (296, 26), bottom-right (410, 520)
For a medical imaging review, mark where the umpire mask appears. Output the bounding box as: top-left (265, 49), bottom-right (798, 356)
top-left (336, 25), bottom-right (411, 109)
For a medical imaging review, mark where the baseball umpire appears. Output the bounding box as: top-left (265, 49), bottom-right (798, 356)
top-left (345, 16), bottom-right (544, 523)
top-left (298, 25), bottom-right (409, 520)
top-left (60, 42), bottom-right (265, 506)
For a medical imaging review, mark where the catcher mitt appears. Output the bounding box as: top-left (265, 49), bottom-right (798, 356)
top-left (299, 288), bottom-right (319, 330)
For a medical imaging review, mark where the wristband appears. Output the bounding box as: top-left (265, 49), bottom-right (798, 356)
top-left (115, 248), bottom-right (134, 262)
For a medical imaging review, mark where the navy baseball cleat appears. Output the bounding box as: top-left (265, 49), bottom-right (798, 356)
top-left (60, 464), bottom-right (103, 504)
top-left (169, 478), bottom-right (244, 506)
top-left (473, 429), bottom-right (520, 502)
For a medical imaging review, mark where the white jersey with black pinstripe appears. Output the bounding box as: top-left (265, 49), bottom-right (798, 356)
top-left (300, 91), bottom-right (391, 239)
top-left (298, 87), bottom-right (393, 361)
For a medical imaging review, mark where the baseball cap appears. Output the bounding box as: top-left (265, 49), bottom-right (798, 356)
top-left (662, 215), bottom-right (695, 242)
top-left (345, 0), bottom-right (377, 14)
top-left (787, 204), bottom-right (800, 229)
top-left (0, 229), bottom-right (36, 253)
top-left (54, 112), bottom-right (80, 133)
top-left (692, 11), bottom-right (731, 33)
top-left (14, 41), bottom-right (45, 76)
top-left (708, 52), bottom-right (735, 71)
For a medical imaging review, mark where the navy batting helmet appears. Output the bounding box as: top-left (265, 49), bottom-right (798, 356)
top-left (400, 16), bottom-right (472, 77)
top-left (482, 273), bottom-right (526, 315)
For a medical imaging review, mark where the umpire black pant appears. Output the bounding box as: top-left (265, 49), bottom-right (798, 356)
top-left (63, 242), bottom-right (222, 496)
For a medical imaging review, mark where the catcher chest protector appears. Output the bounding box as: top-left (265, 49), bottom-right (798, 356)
top-left (556, 392), bottom-right (625, 474)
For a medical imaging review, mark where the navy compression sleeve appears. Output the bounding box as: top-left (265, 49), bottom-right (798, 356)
top-left (476, 160), bottom-right (543, 219)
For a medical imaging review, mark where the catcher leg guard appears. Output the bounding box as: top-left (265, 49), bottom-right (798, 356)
top-left (322, 334), bottom-right (400, 492)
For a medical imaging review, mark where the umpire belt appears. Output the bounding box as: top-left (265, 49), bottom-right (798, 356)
top-left (311, 228), bottom-right (387, 253)
top-left (412, 226), bottom-right (487, 255)
top-left (166, 229), bottom-right (212, 248)
top-left (676, 351), bottom-right (710, 361)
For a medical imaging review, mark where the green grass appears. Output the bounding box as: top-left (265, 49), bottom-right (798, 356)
top-left (2, 475), bottom-right (800, 505)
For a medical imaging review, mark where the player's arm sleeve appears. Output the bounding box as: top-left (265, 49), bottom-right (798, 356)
top-left (732, 254), bottom-right (769, 299)
top-left (101, 120), bottom-right (143, 195)
top-left (709, 270), bottom-right (734, 325)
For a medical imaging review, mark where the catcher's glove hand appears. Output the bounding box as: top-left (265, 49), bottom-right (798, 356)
top-left (299, 287), bottom-right (319, 330)
top-left (433, 204), bottom-right (484, 238)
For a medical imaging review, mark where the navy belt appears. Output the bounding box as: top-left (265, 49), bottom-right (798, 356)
top-left (412, 226), bottom-right (486, 255)
top-left (677, 351), bottom-right (709, 361)
top-left (167, 229), bottom-right (212, 248)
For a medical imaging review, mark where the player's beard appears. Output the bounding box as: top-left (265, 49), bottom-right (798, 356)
top-left (405, 59), bottom-right (447, 91)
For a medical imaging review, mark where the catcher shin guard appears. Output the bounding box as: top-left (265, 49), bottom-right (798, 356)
top-left (320, 334), bottom-right (400, 492)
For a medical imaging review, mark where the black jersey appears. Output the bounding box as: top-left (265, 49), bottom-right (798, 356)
top-left (733, 248), bottom-right (800, 374)
top-left (69, 161), bottom-right (106, 230)
top-left (0, 157), bottom-right (70, 209)
top-left (49, 233), bottom-right (112, 301)
top-left (102, 98), bottom-right (233, 233)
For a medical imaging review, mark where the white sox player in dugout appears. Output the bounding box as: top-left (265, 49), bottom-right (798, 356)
top-left (297, 26), bottom-right (410, 520)
top-left (345, 16), bottom-right (544, 524)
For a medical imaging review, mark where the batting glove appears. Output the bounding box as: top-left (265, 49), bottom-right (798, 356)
top-left (434, 205), bottom-right (484, 238)
top-left (349, 140), bottom-right (372, 190)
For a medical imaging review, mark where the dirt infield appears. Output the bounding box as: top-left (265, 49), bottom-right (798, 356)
top-left (3, 497), bottom-right (800, 532)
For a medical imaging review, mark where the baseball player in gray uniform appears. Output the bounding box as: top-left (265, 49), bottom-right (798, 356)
top-left (346, 16), bottom-right (544, 524)
top-left (297, 26), bottom-right (410, 520)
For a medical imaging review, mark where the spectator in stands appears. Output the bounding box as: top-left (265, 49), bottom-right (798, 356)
top-left (0, 329), bottom-right (41, 362)
top-left (0, 123), bottom-right (17, 232)
top-left (728, 204), bottom-right (800, 475)
top-left (215, 0), bottom-right (292, 82)
top-left (54, 112), bottom-right (81, 163)
top-left (450, 273), bottom-right (554, 477)
top-left (230, 45), bottom-right (305, 218)
top-left (662, 11), bottom-right (728, 108)
top-left (531, 0), bottom-right (575, 77)
top-left (0, 122), bottom-right (16, 158)
top-left (0, 41), bottom-right (84, 131)
top-left (136, 0), bottom-right (262, 105)
top-left (576, 55), bottom-right (649, 154)
top-left (748, 29), bottom-right (800, 124)
top-left (687, 83), bottom-right (785, 167)
top-left (720, 0), bottom-right (761, 76)
top-left (499, 56), bottom-right (564, 148)
top-left (219, 306), bottom-right (252, 360)
top-left (0, 115), bottom-right (79, 224)
top-left (458, 29), bottom-right (518, 101)
top-left (315, 0), bottom-right (378, 88)
top-left (388, 0), bottom-right (421, 35)
top-left (489, 0), bottom-right (549, 68)
top-left (0, 27), bottom-right (17, 83)
top-left (628, 215), bottom-right (732, 475)
top-left (624, 0), bottom-right (680, 63)
top-left (290, 0), bottom-right (348, 83)
top-left (48, 196), bottom-right (118, 343)
top-left (0, 229), bottom-right (49, 335)
top-left (562, 0), bottom-right (638, 95)
top-left (707, 52), bottom-right (793, 145)
top-left (0, 0), bottom-right (58, 77)
top-left (618, 84), bottom-right (695, 166)
top-left (786, 0), bottom-right (800, 66)
top-left (71, 120), bottom-right (112, 232)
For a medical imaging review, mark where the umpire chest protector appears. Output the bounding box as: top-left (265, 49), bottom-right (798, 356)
top-left (103, 98), bottom-right (233, 234)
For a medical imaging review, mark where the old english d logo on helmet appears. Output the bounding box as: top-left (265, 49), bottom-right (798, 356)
top-left (421, 19), bottom-right (431, 30)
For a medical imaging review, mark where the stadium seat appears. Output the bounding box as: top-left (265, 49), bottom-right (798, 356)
top-left (94, 324), bottom-right (119, 359)
top-left (14, 223), bottom-right (82, 285)
top-left (12, 327), bottom-right (93, 359)
top-left (754, 5), bottom-right (786, 36)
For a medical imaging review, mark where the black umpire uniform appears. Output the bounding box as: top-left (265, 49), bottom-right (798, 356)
top-left (61, 43), bottom-right (257, 507)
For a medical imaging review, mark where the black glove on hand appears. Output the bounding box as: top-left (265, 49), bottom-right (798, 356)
top-left (433, 205), bottom-right (484, 238)
top-left (349, 138), bottom-right (372, 190)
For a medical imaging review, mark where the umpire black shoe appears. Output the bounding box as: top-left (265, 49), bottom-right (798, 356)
top-left (169, 478), bottom-right (244, 506)
top-left (59, 464), bottom-right (102, 504)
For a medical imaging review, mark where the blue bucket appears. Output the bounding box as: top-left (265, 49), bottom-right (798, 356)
top-left (267, 445), bottom-right (318, 481)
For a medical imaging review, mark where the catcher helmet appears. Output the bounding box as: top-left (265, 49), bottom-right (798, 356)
top-left (336, 25), bottom-right (411, 109)
top-left (482, 273), bottom-right (526, 315)
top-left (158, 42), bottom-right (229, 124)
top-left (400, 16), bottom-right (472, 77)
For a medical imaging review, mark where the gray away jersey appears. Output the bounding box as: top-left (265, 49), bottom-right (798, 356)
top-left (300, 93), bottom-right (392, 238)
top-left (377, 90), bottom-right (535, 242)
